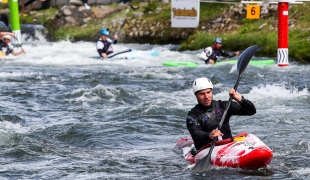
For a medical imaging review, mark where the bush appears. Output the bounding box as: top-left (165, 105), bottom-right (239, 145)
top-left (144, 0), bottom-right (159, 13)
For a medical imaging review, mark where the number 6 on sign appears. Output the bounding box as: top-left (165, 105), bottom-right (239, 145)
top-left (246, 5), bottom-right (260, 19)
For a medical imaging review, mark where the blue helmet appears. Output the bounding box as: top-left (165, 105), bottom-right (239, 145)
top-left (100, 28), bottom-right (110, 36)
top-left (213, 37), bottom-right (222, 44)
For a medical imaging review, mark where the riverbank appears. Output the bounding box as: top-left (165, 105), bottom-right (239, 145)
top-left (13, 1), bottom-right (310, 62)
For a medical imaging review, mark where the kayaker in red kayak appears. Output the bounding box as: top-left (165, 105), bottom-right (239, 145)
top-left (187, 77), bottom-right (256, 152)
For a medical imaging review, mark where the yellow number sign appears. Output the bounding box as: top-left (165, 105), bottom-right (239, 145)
top-left (0, 0), bottom-right (8, 3)
top-left (246, 5), bottom-right (260, 19)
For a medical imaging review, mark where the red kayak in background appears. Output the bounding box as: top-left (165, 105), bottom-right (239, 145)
top-left (174, 132), bottom-right (273, 169)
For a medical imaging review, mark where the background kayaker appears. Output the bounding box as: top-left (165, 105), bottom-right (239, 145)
top-left (199, 37), bottom-right (240, 64)
top-left (96, 28), bottom-right (118, 58)
top-left (186, 77), bottom-right (256, 151)
top-left (0, 33), bottom-right (25, 57)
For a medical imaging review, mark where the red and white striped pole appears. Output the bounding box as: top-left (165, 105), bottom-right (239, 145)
top-left (277, 1), bottom-right (289, 66)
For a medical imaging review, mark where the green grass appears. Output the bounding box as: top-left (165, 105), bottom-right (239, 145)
top-left (20, 8), bottom-right (58, 24)
top-left (200, 3), bottom-right (230, 20)
top-left (288, 29), bottom-right (310, 62)
top-left (144, 0), bottom-right (159, 13)
top-left (45, 18), bottom-right (104, 41)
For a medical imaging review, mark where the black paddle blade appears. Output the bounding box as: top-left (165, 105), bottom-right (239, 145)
top-left (116, 18), bottom-right (127, 35)
top-left (107, 49), bottom-right (132, 58)
top-left (191, 138), bottom-right (216, 173)
top-left (237, 45), bottom-right (258, 76)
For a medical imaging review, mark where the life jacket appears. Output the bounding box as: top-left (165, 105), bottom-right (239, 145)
top-left (97, 40), bottom-right (114, 56)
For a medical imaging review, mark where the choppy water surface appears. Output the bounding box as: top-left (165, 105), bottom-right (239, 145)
top-left (0, 33), bottom-right (309, 180)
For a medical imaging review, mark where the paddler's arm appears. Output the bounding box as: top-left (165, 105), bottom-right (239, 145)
top-left (221, 50), bottom-right (240, 58)
top-left (186, 114), bottom-right (213, 149)
top-left (11, 48), bottom-right (25, 56)
top-left (97, 49), bottom-right (107, 58)
top-left (228, 88), bottom-right (256, 115)
top-left (96, 41), bottom-right (108, 58)
top-left (205, 53), bottom-right (216, 64)
top-left (112, 34), bottom-right (118, 44)
top-left (0, 32), bottom-right (15, 37)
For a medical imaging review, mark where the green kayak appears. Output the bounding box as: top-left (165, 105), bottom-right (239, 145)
top-left (163, 59), bottom-right (275, 67)
top-left (215, 59), bottom-right (275, 66)
top-left (163, 61), bottom-right (199, 67)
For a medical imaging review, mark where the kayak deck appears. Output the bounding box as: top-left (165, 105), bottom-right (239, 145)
top-left (163, 61), bottom-right (199, 67)
top-left (216, 59), bottom-right (275, 66)
top-left (175, 132), bottom-right (273, 170)
top-left (163, 59), bottom-right (275, 67)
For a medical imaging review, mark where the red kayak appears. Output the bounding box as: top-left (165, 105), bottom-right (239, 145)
top-left (174, 132), bottom-right (273, 169)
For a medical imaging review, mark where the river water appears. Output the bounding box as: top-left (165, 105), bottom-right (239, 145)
top-left (0, 32), bottom-right (309, 180)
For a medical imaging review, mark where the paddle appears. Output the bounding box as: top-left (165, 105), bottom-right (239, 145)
top-left (191, 45), bottom-right (258, 173)
top-left (0, 13), bottom-right (26, 52)
top-left (107, 49), bottom-right (132, 59)
top-left (116, 18), bottom-right (127, 36)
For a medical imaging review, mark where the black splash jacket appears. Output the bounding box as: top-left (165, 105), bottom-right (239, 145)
top-left (186, 97), bottom-right (256, 150)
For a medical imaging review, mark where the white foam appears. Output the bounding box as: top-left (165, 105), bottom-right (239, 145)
top-left (70, 84), bottom-right (122, 103)
top-left (249, 83), bottom-right (309, 99)
top-left (289, 168), bottom-right (310, 179)
top-left (0, 121), bottom-right (29, 145)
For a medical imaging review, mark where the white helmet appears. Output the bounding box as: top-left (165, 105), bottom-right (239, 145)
top-left (2, 35), bottom-right (11, 40)
top-left (192, 77), bottom-right (213, 93)
top-left (204, 47), bottom-right (213, 57)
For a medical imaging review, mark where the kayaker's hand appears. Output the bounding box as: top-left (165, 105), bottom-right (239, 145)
top-left (209, 129), bottom-right (223, 139)
top-left (209, 59), bottom-right (215, 64)
top-left (229, 88), bottom-right (242, 102)
top-left (101, 53), bottom-right (107, 58)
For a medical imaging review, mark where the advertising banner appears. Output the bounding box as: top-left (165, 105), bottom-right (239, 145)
top-left (171, 0), bottom-right (200, 28)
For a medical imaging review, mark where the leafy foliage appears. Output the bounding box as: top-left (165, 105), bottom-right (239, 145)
top-left (144, 0), bottom-right (159, 13)
top-left (20, 8), bottom-right (58, 24)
